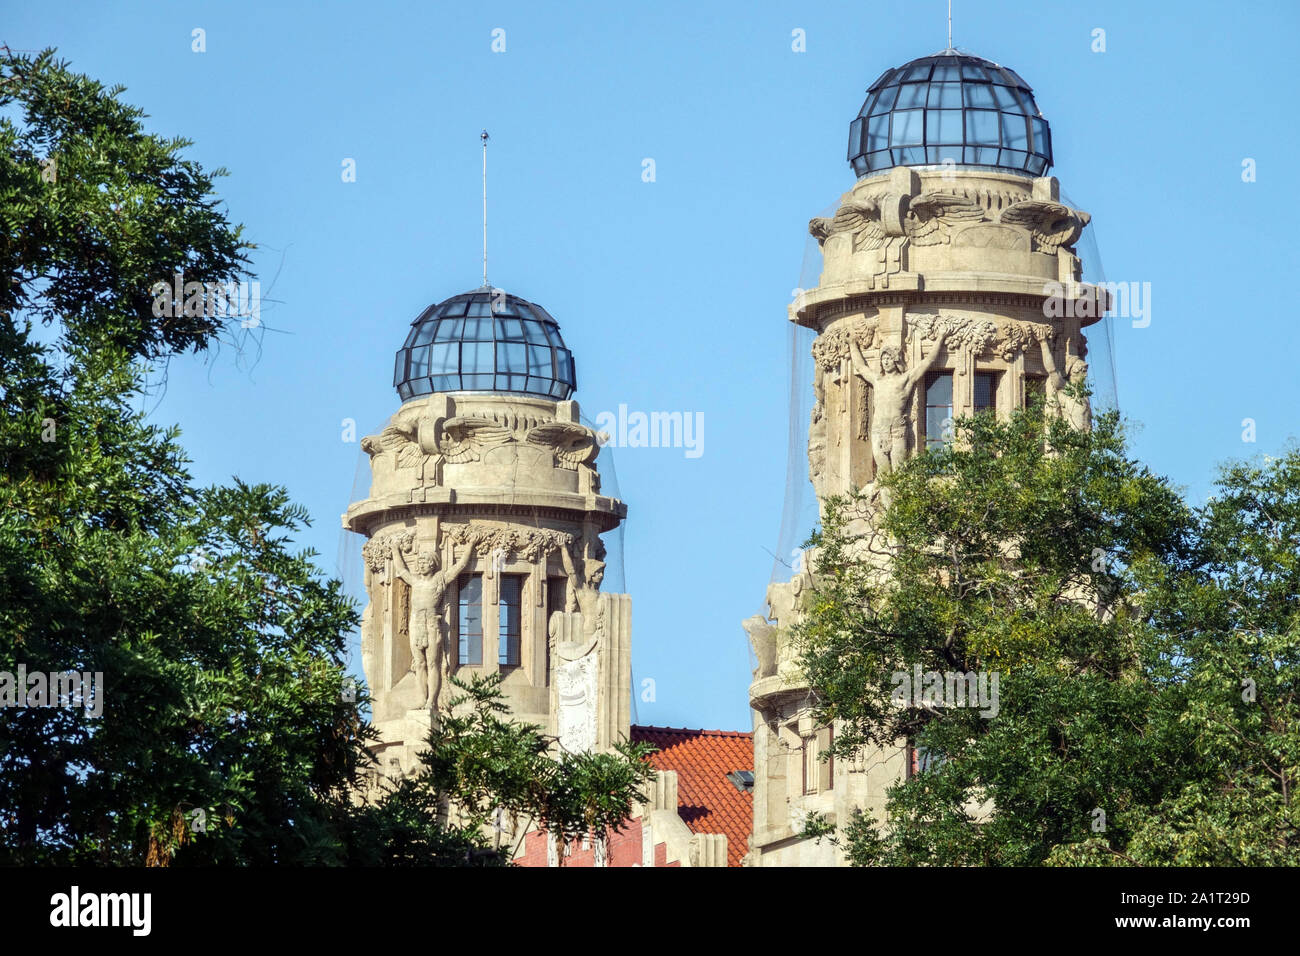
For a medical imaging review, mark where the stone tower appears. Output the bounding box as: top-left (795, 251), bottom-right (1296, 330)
top-left (344, 288), bottom-right (631, 784)
top-left (746, 49), bottom-right (1105, 866)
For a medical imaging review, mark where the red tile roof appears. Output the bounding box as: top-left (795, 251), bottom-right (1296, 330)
top-left (631, 725), bottom-right (754, 867)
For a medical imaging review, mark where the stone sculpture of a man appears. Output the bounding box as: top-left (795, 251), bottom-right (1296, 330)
top-left (392, 538), bottom-right (476, 709)
top-left (850, 327), bottom-right (950, 477)
top-left (559, 542), bottom-right (605, 647)
top-left (1038, 334), bottom-right (1091, 432)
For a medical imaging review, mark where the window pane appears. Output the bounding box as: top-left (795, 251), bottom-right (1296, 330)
top-left (498, 341), bottom-right (527, 373)
top-left (891, 109), bottom-right (924, 145)
top-left (926, 109), bottom-right (963, 144)
top-left (462, 340), bottom-right (493, 373)
top-left (967, 109), bottom-right (1000, 145)
top-left (999, 148), bottom-right (1028, 169)
top-left (412, 321), bottom-right (437, 346)
top-left (467, 300), bottom-right (492, 316)
top-left (1030, 117), bottom-right (1048, 153)
top-left (927, 82), bottom-right (961, 108)
top-left (499, 575), bottom-right (522, 667)
top-left (926, 408), bottom-right (952, 448)
top-left (926, 371), bottom-right (953, 405)
top-left (963, 82), bottom-right (996, 109)
top-left (461, 316), bottom-right (490, 340)
top-left (867, 113), bottom-right (889, 151)
top-left (527, 344), bottom-right (553, 377)
top-left (459, 574), bottom-right (483, 667)
top-left (992, 84), bottom-right (1021, 109)
top-left (407, 345), bottom-right (431, 378)
top-left (871, 84), bottom-right (898, 113)
top-left (429, 342), bottom-right (457, 373)
top-left (434, 317), bottom-right (463, 341)
top-left (518, 320), bottom-right (548, 345)
top-left (974, 372), bottom-right (997, 411)
top-left (495, 317), bottom-right (524, 340)
top-left (925, 371), bottom-right (953, 449)
top-left (895, 83), bottom-right (927, 108)
top-left (1000, 112), bottom-right (1029, 149)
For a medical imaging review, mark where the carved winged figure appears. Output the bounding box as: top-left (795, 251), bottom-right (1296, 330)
top-left (525, 421), bottom-right (600, 470)
top-left (905, 191), bottom-right (986, 246)
top-left (997, 200), bottom-right (1091, 253)
top-left (438, 415), bottom-right (513, 463)
top-left (361, 420), bottom-right (424, 470)
top-left (809, 197), bottom-right (887, 250)
top-left (743, 614), bottom-right (778, 680)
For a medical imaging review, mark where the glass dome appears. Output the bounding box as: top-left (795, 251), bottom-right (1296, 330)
top-left (394, 288), bottom-right (577, 402)
top-left (848, 50), bottom-right (1052, 179)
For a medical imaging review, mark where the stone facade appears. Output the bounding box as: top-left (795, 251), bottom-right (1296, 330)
top-left (345, 388), bottom-right (627, 784)
top-left (747, 162), bottom-right (1105, 865)
top-left (346, 298), bottom-right (732, 865)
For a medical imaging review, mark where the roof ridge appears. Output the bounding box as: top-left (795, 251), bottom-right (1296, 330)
top-left (631, 724), bottom-right (753, 738)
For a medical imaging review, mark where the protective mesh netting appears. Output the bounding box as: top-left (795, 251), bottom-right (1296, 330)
top-left (333, 411), bottom-right (628, 703)
top-left (767, 190), bottom-right (1119, 591)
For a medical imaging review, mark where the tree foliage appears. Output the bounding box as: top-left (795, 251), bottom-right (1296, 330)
top-left (799, 400), bottom-right (1300, 865)
top-left (0, 49), bottom-right (654, 867)
top-left (369, 673), bottom-right (657, 865)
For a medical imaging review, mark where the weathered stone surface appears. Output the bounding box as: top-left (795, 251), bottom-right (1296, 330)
top-left (747, 162), bottom-right (1103, 866)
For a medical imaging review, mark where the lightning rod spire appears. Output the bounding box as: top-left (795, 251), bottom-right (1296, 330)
top-left (481, 129), bottom-right (489, 289)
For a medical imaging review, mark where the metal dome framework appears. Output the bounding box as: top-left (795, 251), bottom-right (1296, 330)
top-left (848, 51), bottom-right (1053, 179)
top-left (394, 289), bottom-right (577, 402)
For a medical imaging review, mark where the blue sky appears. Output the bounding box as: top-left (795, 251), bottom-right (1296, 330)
top-left (9, 0), bottom-right (1299, 731)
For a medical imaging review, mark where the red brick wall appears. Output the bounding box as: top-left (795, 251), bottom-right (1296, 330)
top-left (513, 818), bottom-right (678, 867)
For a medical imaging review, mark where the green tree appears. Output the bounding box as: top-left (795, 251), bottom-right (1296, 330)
top-left (0, 50), bottom-right (657, 866)
top-left (798, 398), bottom-right (1300, 865)
top-left (0, 48), bottom-right (361, 864)
top-left (345, 673), bottom-right (657, 866)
